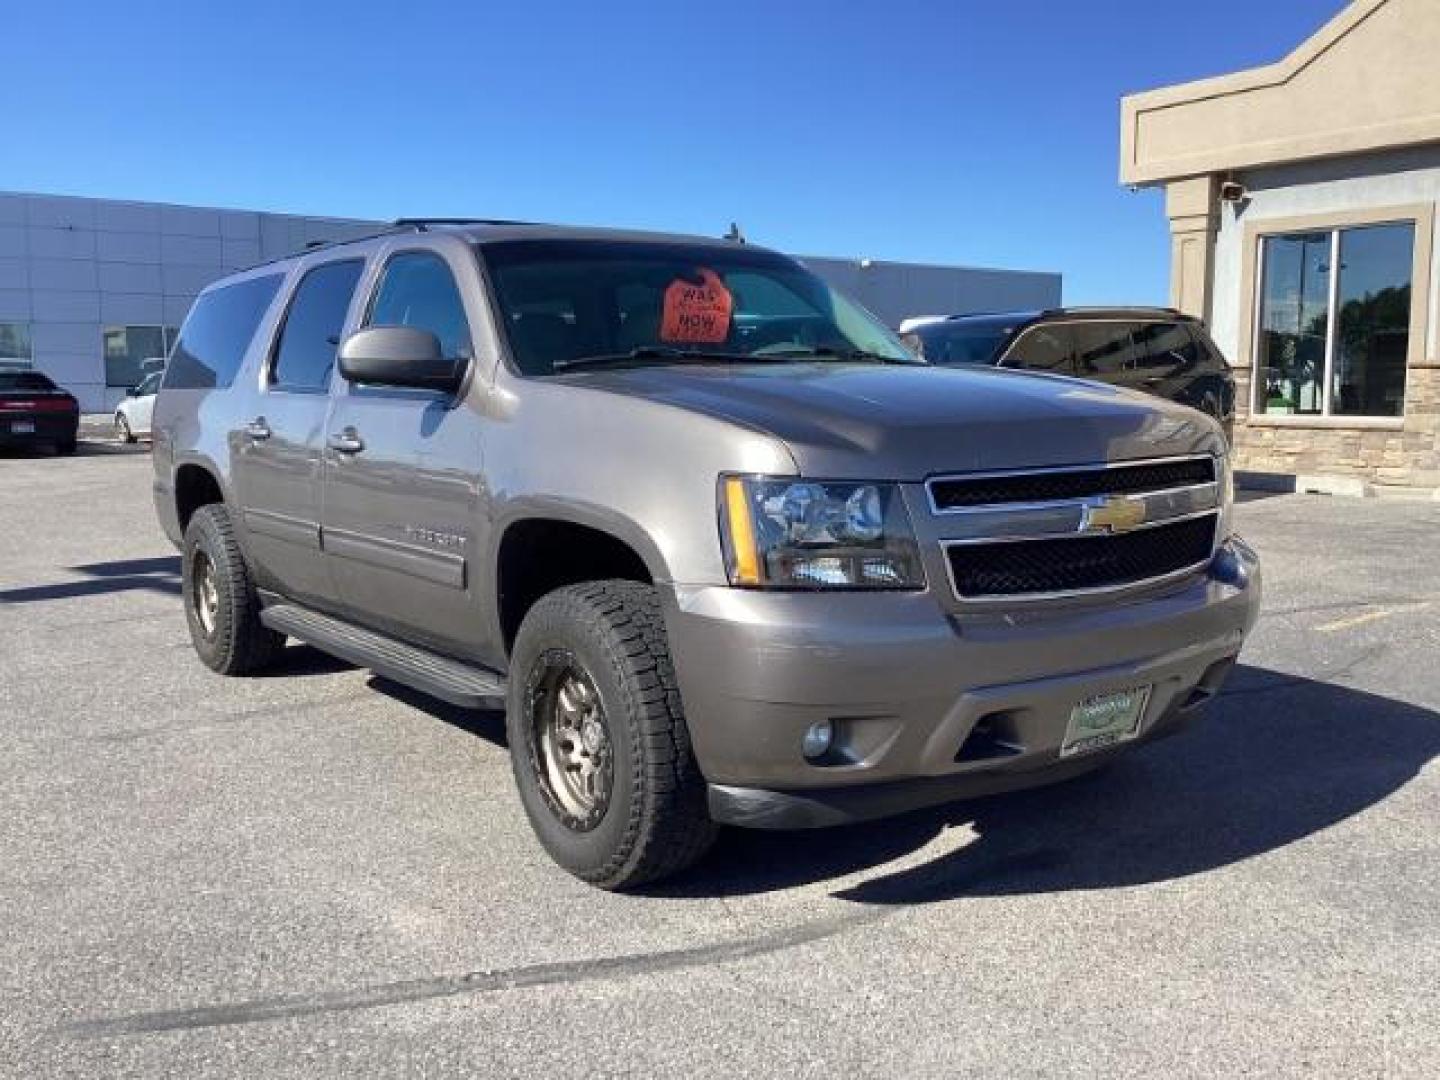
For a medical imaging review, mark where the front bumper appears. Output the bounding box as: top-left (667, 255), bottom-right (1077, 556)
top-left (665, 538), bottom-right (1261, 829)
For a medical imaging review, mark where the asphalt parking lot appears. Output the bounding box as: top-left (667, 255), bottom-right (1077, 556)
top-left (2, 446), bottom-right (1437, 1078)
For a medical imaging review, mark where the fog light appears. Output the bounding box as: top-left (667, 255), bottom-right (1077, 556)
top-left (802, 720), bottom-right (835, 760)
top-left (1211, 543), bottom-right (1248, 587)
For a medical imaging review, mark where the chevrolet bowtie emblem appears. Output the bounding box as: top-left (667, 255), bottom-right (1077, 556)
top-left (1082, 495), bottom-right (1148, 534)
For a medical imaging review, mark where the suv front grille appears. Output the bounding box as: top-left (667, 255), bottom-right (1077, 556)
top-left (929, 457), bottom-right (1215, 510)
top-left (946, 513), bottom-right (1218, 598)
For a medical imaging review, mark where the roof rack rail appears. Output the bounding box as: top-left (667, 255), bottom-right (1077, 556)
top-left (237, 217), bottom-right (542, 275)
top-left (943, 309), bottom-right (1033, 320)
top-left (1035, 305), bottom-right (1188, 318)
top-left (390, 217), bottom-right (538, 230)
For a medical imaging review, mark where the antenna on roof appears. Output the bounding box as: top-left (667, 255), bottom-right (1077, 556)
top-left (723, 221), bottom-right (746, 244)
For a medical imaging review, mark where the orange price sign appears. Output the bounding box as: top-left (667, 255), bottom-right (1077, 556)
top-left (660, 268), bottom-right (734, 344)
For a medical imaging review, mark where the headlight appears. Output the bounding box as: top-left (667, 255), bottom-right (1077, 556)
top-left (719, 476), bottom-right (926, 590)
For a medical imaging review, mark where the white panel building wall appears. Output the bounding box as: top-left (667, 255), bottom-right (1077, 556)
top-left (0, 192), bottom-right (374, 410)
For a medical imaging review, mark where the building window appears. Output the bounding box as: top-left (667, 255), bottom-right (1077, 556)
top-left (0, 322), bottom-right (31, 371)
top-left (104, 325), bottom-right (180, 387)
top-left (1254, 222), bottom-right (1414, 418)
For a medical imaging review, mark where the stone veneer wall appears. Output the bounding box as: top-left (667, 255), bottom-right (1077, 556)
top-left (1229, 366), bottom-right (1440, 491)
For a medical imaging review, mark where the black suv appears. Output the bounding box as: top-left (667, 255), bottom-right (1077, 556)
top-left (901, 308), bottom-right (1235, 422)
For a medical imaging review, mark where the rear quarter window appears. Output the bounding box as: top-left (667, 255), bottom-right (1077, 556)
top-left (164, 273), bottom-right (285, 391)
top-left (1187, 324), bottom-right (1229, 371)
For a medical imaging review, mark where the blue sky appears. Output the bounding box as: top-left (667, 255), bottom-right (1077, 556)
top-left (11, 0), bottom-right (1344, 304)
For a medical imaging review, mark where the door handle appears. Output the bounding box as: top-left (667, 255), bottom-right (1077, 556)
top-left (244, 417), bottom-right (272, 441)
top-left (327, 428), bottom-right (365, 454)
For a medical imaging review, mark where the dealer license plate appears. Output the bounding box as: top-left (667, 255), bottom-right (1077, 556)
top-left (10, 421), bottom-right (34, 434)
top-left (1060, 686), bottom-right (1151, 758)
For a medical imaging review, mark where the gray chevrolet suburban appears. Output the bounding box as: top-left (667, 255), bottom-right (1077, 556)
top-left (151, 220), bottom-right (1261, 889)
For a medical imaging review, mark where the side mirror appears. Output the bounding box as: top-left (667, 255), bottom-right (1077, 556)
top-left (337, 327), bottom-right (463, 394)
top-left (126, 387), bottom-right (140, 397)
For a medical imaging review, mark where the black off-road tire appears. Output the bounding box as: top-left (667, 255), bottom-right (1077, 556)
top-left (182, 504), bottom-right (285, 676)
top-left (506, 581), bottom-right (717, 890)
top-left (55, 437), bottom-right (77, 455)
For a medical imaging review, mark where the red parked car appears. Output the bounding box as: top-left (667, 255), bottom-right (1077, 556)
top-left (0, 372), bottom-right (79, 454)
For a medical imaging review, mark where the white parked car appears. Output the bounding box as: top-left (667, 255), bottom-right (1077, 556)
top-left (115, 371), bottom-right (162, 443)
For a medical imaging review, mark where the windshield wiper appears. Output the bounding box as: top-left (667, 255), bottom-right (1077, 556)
top-left (553, 347), bottom-right (780, 373)
top-left (758, 346), bottom-right (918, 365)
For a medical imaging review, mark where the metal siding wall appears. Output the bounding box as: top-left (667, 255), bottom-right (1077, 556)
top-left (0, 192), bottom-right (375, 410)
top-left (802, 256), bottom-right (1062, 327)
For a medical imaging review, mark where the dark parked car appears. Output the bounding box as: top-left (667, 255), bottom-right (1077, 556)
top-left (901, 308), bottom-right (1236, 422)
top-left (0, 372), bottom-right (79, 454)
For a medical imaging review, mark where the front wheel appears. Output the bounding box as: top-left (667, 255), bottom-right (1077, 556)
top-left (506, 581), bottom-right (716, 890)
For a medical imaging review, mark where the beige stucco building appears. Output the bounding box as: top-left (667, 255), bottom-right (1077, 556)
top-left (1122, 0), bottom-right (1440, 494)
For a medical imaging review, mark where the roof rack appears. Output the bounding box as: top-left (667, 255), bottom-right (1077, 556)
top-left (943, 309), bottom-right (1034, 321)
top-left (390, 217), bottom-right (538, 230)
top-left (1035, 305), bottom-right (1188, 318)
top-left (238, 218), bottom-right (533, 274)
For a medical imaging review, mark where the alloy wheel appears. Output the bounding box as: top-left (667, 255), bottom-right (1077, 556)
top-left (191, 550), bottom-right (220, 638)
top-left (525, 651), bottom-right (614, 831)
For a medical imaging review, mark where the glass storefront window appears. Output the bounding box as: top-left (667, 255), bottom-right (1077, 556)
top-left (1254, 222), bottom-right (1414, 418)
top-left (1333, 224), bottom-right (1413, 418)
top-left (0, 322), bottom-right (31, 372)
top-left (104, 325), bottom-right (179, 387)
top-left (1255, 232), bottom-right (1330, 415)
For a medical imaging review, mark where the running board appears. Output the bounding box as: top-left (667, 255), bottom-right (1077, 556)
top-left (260, 603), bottom-right (506, 710)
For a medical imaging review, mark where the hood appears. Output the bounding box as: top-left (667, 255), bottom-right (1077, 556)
top-left (560, 363), bottom-right (1223, 480)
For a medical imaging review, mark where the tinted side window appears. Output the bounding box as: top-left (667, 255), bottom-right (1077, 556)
top-left (1072, 323), bottom-right (1140, 379)
top-left (165, 274), bottom-right (285, 390)
top-left (367, 252), bottom-right (471, 359)
top-left (1131, 321), bottom-right (1197, 374)
top-left (271, 260), bottom-right (364, 391)
top-left (1003, 325), bottom-right (1074, 372)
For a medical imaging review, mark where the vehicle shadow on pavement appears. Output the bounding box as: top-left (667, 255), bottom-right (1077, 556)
top-left (368, 676), bottom-right (509, 747)
top-left (255, 643), bottom-right (358, 678)
top-left (71, 439), bottom-right (151, 457)
top-left (649, 665), bottom-right (1440, 903)
top-left (0, 556), bottom-right (181, 603)
top-left (0, 440), bottom-right (147, 459)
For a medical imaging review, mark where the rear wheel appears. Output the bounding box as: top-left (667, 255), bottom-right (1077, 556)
top-left (182, 504), bottom-right (284, 675)
top-left (54, 438), bottom-right (77, 455)
top-left (506, 581), bottom-right (716, 890)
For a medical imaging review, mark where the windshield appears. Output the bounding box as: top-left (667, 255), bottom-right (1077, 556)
top-left (479, 240), bottom-right (918, 375)
top-left (0, 372), bottom-right (58, 392)
top-left (912, 320), bottom-right (1019, 365)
